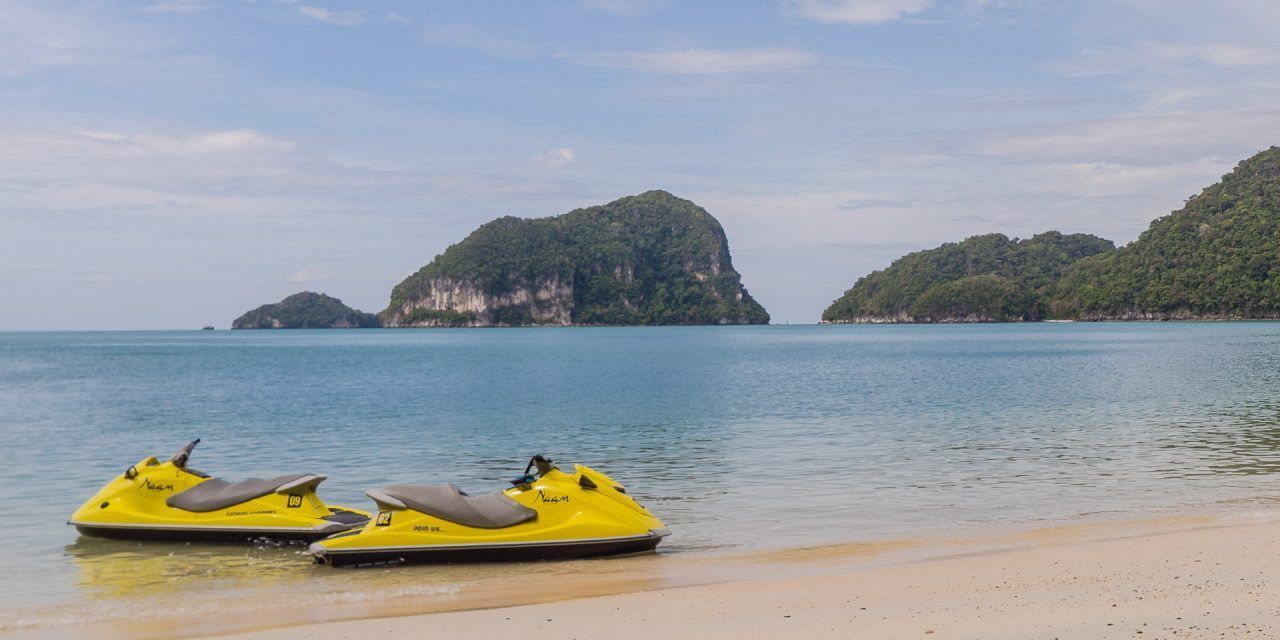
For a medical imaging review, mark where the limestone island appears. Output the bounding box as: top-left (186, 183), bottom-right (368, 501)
top-left (232, 291), bottom-right (380, 329)
top-left (381, 190), bottom-right (769, 327)
top-left (823, 145), bottom-right (1280, 323)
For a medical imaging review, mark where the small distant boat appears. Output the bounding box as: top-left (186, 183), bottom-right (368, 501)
top-left (201, 326), bottom-right (215, 331)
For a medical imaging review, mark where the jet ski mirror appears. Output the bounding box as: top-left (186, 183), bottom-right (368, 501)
top-left (169, 438), bottom-right (201, 469)
top-left (524, 455), bottom-right (555, 477)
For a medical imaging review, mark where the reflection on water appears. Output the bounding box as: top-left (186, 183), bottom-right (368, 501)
top-left (4, 324), bottom-right (1280, 633)
top-left (39, 535), bottom-right (698, 638)
top-left (64, 537), bottom-right (317, 599)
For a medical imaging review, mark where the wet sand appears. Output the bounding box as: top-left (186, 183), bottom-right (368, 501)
top-left (202, 514), bottom-right (1280, 640)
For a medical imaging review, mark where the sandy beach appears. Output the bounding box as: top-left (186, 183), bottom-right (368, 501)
top-left (186, 514), bottom-right (1280, 640)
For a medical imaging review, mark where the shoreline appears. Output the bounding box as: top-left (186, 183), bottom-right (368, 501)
top-left (211, 512), bottom-right (1280, 640)
top-left (14, 509), bottom-right (1280, 639)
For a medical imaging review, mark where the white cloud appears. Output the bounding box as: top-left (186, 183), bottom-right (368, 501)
top-left (385, 11), bottom-right (412, 26)
top-left (297, 5), bottom-right (362, 27)
top-left (782, 0), bottom-right (929, 25)
top-left (288, 268), bottom-right (317, 282)
top-left (532, 148), bottom-right (577, 168)
top-left (559, 48), bottom-right (817, 74)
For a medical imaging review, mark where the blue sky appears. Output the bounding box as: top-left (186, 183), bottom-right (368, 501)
top-left (3, 0), bottom-right (1279, 328)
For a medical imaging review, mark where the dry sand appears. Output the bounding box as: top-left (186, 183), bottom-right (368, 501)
top-left (206, 514), bottom-right (1280, 640)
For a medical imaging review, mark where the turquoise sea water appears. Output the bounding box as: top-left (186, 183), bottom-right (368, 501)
top-left (3, 324), bottom-right (1280, 632)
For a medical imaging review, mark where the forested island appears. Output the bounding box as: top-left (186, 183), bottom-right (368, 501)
top-left (1051, 146), bottom-right (1280, 319)
top-left (821, 232), bottom-right (1115, 323)
top-left (824, 146), bottom-right (1280, 323)
top-left (233, 191), bottom-right (768, 328)
top-left (231, 292), bottom-right (380, 329)
top-left (383, 190), bottom-right (768, 326)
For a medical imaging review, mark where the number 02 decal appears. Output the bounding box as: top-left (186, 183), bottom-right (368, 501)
top-left (376, 511), bottom-right (393, 526)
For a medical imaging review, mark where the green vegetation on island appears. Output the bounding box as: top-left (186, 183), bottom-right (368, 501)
top-left (824, 146), bottom-right (1280, 323)
top-left (1052, 146), bottom-right (1280, 319)
top-left (821, 232), bottom-right (1115, 323)
top-left (383, 190), bottom-right (769, 326)
top-left (232, 291), bottom-right (380, 329)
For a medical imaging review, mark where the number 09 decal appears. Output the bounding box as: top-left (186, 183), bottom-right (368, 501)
top-left (287, 494), bottom-right (303, 508)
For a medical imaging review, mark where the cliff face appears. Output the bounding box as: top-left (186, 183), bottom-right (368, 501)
top-left (232, 292), bottom-right (380, 329)
top-left (822, 232), bottom-right (1115, 323)
top-left (383, 190), bottom-right (769, 327)
top-left (386, 276), bottom-right (574, 327)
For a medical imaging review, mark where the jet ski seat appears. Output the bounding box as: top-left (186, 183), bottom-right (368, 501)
top-left (167, 474), bottom-right (325, 512)
top-left (369, 484), bottom-right (537, 529)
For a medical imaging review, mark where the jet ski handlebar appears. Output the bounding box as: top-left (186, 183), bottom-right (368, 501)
top-left (526, 455), bottom-right (555, 476)
top-left (510, 455), bottom-right (555, 486)
top-left (169, 438), bottom-right (201, 468)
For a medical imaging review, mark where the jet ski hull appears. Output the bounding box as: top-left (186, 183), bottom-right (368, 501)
top-left (313, 530), bottom-right (665, 567)
top-left (72, 517), bottom-right (361, 543)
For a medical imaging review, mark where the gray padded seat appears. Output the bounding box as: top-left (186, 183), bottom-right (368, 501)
top-left (167, 474), bottom-right (314, 512)
top-left (374, 484), bottom-right (537, 529)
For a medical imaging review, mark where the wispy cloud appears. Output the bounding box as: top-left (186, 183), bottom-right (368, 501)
top-left (558, 48), bottom-right (817, 74)
top-left (423, 25), bottom-right (534, 57)
top-left (385, 11), bottom-right (412, 26)
top-left (838, 197), bottom-right (915, 211)
top-left (973, 109), bottom-right (1280, 162)
top-left (1049, 42), bottom-right (1277, 78)
top-left (70, 128), bottom-right (296, 156)
top-left (781, 0), bottom-right (929, 25)
top-left (297, 5), bottom-right (362, 27)
top-left (0, 127), bottom-right (303, 217)
top-left (288, 268), bottom-right (317, 283)
top-left (0, 2), bottom-right (139, 77)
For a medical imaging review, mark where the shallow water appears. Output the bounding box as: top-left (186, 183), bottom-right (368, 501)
top-left (3, 324), bottom-right (1280, 632)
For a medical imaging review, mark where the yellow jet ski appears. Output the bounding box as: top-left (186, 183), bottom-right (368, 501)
top-left (68, 439), bottom-right (369, 542)
top-left (310, 455), bottom-right (668, 567)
